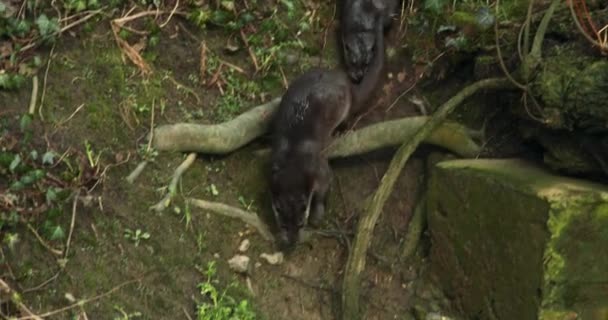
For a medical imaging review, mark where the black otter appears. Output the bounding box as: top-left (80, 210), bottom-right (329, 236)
top-left (270, 18), bottom-right (385, 248)
top-left (340, 0), bottom-right (400, 82)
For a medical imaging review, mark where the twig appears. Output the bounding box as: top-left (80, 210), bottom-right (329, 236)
top-left (39, 43), bottom-right (55, 121)
top-left (569, 0), bottom-right (605, 51)
top-left (187, 198), bottom-right (274, 241)
top-left (150, 153), bottom-right (197, 212)
top-left (494, 0), bottom-right (526, 90)
top-left (182, 307), bottom-right (194, 320)
top-left (17, 278), bottom-right (141, 319)
top-left (19, 9), bottom-right (104, 53)
top-left (22, 271), bottom-right (61, 293)
top-left (64, 191), bottom-right (80, 260)
top-left (126, 161), bottom-right (148, 184)
top-left (340, 78), bottom-right (511, 320)
top-left (28, 75), bottom-right (39, 115)
top-left (0, 279), bottom-right (42, 320)
top-left (159, 0), bottom-right (179, 28)
top-left (0, 248), bottom-right (16, 280)
top-left (200, 42), bottom-right (207, 84)
top-left (26, 224), bottom-right (63, 256)
top-left (240, 29), bottom-right (259, 71)
top-left (385, 81), bottom-right (417, 113)
top-left (56, 104), bottom-right (86, 127)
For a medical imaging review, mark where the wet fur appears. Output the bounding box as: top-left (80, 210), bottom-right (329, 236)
top-left (270, 20), bottom-right (386, 248)
top-left (338, 0), bottom-right (399, 82)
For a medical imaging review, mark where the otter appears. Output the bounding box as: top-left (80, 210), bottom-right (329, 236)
top-left (269, 18), bottom-right (385, 248)
top-left (339, 0), bottom-right (399, 82)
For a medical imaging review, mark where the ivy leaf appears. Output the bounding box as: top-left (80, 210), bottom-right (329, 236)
top-left (49, 225), bottom-right (65, 240)
top-left (20, 113), bottom-right (32, 132)
top-left (42, 151), bottom-right (56, 165)
top-left (35, 14), bottom-right (60, 39)
top-left (475, 7), bottom-right (495, 30)
top-left (9, 154), bottom-right (21, 172)
top-left (424, 0), bottom-right (447, 15)
top-left (46, 187), bottom-right (58, 204)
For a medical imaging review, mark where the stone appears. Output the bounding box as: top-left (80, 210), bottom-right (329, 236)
top-left (260, 252), bottom-right (284, 265)
top-left (427, 159), bottom-right (608, 320)
top-left (238, 239), bottom-right (250, 252)
top-left (227, 254), bottom-right (250, 274)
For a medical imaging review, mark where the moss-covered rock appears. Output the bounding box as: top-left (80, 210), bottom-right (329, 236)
top-left (532, 45), bottom-right (608, 132)
top-left (427, 159), bottom-right (608, 320)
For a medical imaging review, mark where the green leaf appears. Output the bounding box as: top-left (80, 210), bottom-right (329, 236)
top-left (36, 14), bottom-right (60, 39)
top-left (9, 154), bottom-right (21, 172)
top-left (424, 0), bottom-right (447, 15)
top-left (0, 3), bottom-right (6, 13)
top-left (49, 225), bottom-right (65, 240)
top-left (20, 113), bottom-right (32, 132)
top-left (42, 151), bottom-right (56, 165)
top-left (30, 150), bottom-right (38, 160)
top-left (46, 187), bottom-right (58, 204)
top-left (10, 181), bottom-right (24, 191)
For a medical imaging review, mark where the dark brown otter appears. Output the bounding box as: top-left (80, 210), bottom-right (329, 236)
top-left (269, 18), bottom-right (385, 248)
top-left (339, 0), bottom-right (400, 83)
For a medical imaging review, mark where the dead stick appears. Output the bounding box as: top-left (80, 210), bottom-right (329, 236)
top-left (28, 76), bottom-right (39, 115)
top-left (150, 153), bottom-right (197, 212)
top-left (0, 279), bottom-right (42, 320)
top-left (340, 78), bottom-right (512, 320)
top-left (187, 198), bottom-right (274, 242)
top-left (16, 278), bottom-right (141, 319)
top-left (26, 224), bottom-right (63, 256)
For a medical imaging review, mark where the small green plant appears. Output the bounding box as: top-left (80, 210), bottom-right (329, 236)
top-left (197, 261), bottom-right (257, 320)
top-left (124, 228), bottom-right (150, 246)
top-left (113, 305), bottom-right (142, 320)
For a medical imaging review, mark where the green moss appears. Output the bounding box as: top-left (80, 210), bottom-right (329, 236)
top-left (428, 159), bottom-right (608, 320)
top-left (533, 45), bottom-right (608, 131)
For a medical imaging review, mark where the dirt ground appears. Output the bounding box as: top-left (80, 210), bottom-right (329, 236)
top-left (0, 2), bottom-right (457, 319)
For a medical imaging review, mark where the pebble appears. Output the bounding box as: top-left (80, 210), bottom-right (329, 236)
top-left (260, 252), bottom-right (284, 265)
top-left (228, 254), bottom-right (250, 273)
top-left (238, 239), bottom-right (250, 252)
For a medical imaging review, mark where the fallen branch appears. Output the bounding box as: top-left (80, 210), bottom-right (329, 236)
top-left (150, 153), bottom-right (197, 212)
top-left (151, 98), bottom-right (280, 153)
top-left (0, 279), bottom-right (42, 320)
top-left (340, 77), bottom-right (512, 320)
top-left (28, 75), bottom-right (39, 115)
top-left (187, 198), bottom-right (274, 241)
top-left (151, 101), bottom-right (481, 158)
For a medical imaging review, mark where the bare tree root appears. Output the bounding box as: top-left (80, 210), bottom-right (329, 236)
top-left (152, 107), bottom-right (481, 158)
top-left (150, 98), bottom-right (281, 153)
top-left (328, 117), bottom-right (481, 158)
top-left (150, 153), bottom-right (197, 212)
top-left (400, 192), bottom-right (426, 262)
top-left (187, 198), bottom-right (274, 242)
top-left (340, 77), bottom-right (512, 320)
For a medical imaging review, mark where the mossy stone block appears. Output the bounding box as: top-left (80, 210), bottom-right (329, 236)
top-left (427, 159), bottom-right (608, 320)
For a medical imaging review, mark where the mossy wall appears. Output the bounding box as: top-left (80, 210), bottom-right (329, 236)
top-left (427, 159), bottom-right (608, 320)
